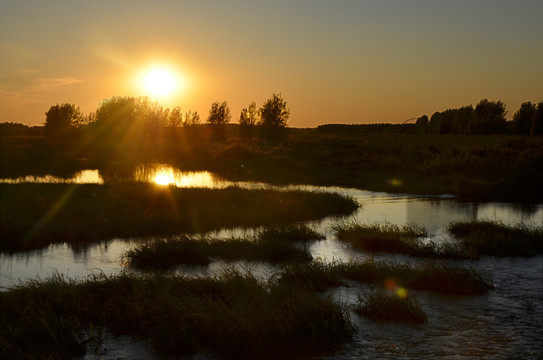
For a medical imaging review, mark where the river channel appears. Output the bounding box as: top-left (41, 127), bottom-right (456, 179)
top-left (1, 164), bottom-right (542, 359)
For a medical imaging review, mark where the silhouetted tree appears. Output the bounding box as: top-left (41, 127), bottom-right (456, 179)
top-left (415, 115), bottom-right (429, 133)
top-left (167, 106), bottom-right (184, 127)
top-left (259, 93), bottom-right (290, 141)
top-left (207, 101), bottom-right (231, 125)
top-left (93, 96), bottom-right (168, 161)
top-left (239, 101), bottom-right (259, 138)
top-left (512, 102), bottom-right (536, 135)
top-left (184, 110), bottom-right (201, 126)
top-left (451, 106), bottom-right (474, 134)
top-left (473, 99), bottom-right (507, 134)
top-left (44, 103), bottom-right (83, 138)
top-left (206, 101), bottom-right (230, 141)
top-left (429, 111), bottom-right (451, 134)
top-left (532, 102), bottom-right (543, 136)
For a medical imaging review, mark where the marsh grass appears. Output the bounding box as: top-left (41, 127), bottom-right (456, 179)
top-left (333, 221), bottom-right (477, 260)
top-left (277, 259), bottom-right (493, 295)
top-left (355, 290), bottom-right (428, 323)
top-left (124, 225), bottom-right (320, 269)
top-left (0, 270), bottom-right (354, 360)
top-left (0, 183), bottom-right (357, 253)
top-left (447, 220), bottom-right (543, 257)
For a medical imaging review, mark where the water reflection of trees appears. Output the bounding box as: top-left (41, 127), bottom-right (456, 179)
top-left (410, 198), bottom-right (541, 224)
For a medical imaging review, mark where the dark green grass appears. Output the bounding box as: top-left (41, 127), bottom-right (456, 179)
top-left (333, 221), bottom-right (477, 260)
top-left (447, 220), bottom-right (543, 257)
top-left (277, 259), bottom-right (493, 295)
top-left (0, 183), bottom-right (357, 253)
top-left (355, 290), bottom-right (428, 323)
top-left (124, 225), bottom-right (321, 269)
top-left (0, 270), bottom-right (353, 360)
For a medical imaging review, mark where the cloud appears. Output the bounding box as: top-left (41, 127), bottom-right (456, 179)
top-left (0, 76), bottom-right (84, 114)
top-left (30, 76), bottom-right (83, 91)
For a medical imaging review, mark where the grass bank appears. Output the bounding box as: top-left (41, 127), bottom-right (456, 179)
top-left (0, 183), bottom-right (357, 253)
top-left (333, 221), bottom-right (477, 260)
top-left (124, 225), bottom-right (322, 269)
top-left (0, 271), bottom-right (353, 360)
top-left (355, 290), bottom-right (428, 323)
top-left (277, 260), bottom-right (493, 295)
top-left (447, 220), bottom-right (543, 257)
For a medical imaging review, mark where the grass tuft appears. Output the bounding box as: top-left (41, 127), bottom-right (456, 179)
top-left (355, 290), bottom-right (428, 323)
top-left (123, 225), bottom-right (320, 269)
top-left (447, 220), bottom-right (543, 257)
top-left (333, 221), bottom-right (477, 260)
top-left (277, 259), bottom-right (493, 296)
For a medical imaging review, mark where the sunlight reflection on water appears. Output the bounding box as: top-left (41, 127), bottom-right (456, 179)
top-left (133, 164), bottom-right (233, 187)
top-left (1, 169), bottom-right (104, 184)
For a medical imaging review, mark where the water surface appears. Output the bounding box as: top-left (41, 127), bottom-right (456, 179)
top-left (1, 165), bottom-right (542, 359)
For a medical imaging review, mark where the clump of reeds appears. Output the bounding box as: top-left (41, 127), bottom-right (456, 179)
top-left (355, 290), bottom-right (428, 323)
top-left (447, 220), bottom-right (543, 257)
top-left (124, 225), bottom-right (321, 269)
top-left (277, 259), bottom-right (493, 296)
top-left (0, 183), bottom-right (357, 253)
top-left (333, 221), bottom-right (477, 260)
top-left (0, 270), bottom-right (354, 360)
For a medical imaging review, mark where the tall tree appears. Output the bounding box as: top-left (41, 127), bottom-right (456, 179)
top-left (207, 101), bottom-right (231, 125)
top-left (473, 99), bottom-right (507, 134)
top-left (259, 93), bottom-right (290, 141)
top-left (512, 102), bottom-right (536, 135)
top-left (44, 103), bottom-right (83, 137)
top-left (415, 115), bottom-right (429, 133)
top-left (239, 101), bottom-right (259, 138)
top-left (184, 110), bottom-right (201, 126)
top-left (531, 102), bottom-right (543, 136)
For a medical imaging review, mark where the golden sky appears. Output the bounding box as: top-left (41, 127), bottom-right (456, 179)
top-left (1, 0), bottom-right (542, 127)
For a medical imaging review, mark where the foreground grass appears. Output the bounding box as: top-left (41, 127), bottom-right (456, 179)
top-left (0, 183), bottom-right (357, 253)
top-left (333, 221), bottom-right (477, 260)
top-left (277, 259), bottom-right (494, 295)
top-left (124, 225), bottom-right (322, 269)
top-left (355, 290), bottom-right (428, 323)
top-left (0, 258), bottom-right (493, 359)
top-left (447, 220), bottom-right (543, 257)
top-left (0, 270), bottom-right (353, 360)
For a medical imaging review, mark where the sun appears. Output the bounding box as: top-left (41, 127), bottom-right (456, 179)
top-left (143, 68), bottom-right (178, 97)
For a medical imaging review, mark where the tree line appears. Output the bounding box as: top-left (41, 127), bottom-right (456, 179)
top-left (41, 93), bottom-right (290, 141)
top-left (415, 99), bottom-right (543, 135)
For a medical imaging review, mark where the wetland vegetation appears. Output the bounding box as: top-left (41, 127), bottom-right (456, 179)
top-left (1, 107), bottom-right (542, 358)
top-left (447, 220), bottom-right (543, 257)
top-left (123, 225), bottom-right (321, 269)
top-left (0, 183), bottom-right (356, 253)
top-left (1, 255), bottom-right (495, 360)
top-left (355, 290), bottom-right (428, 324)
top-left (2, 121), bottom-right (543, 202)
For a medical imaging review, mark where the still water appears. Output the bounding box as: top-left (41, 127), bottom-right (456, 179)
top-left (1, 164), bottom-right (542, 359)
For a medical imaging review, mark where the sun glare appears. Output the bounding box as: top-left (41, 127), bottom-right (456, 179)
top-left (143, 68), bottom-right (178, 97)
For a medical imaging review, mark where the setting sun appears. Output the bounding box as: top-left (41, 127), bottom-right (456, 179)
top-left (143, 68), bottom-right (178, 97)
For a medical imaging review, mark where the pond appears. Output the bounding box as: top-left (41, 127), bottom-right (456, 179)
top-left (1, 164), bottom-right (542, 360)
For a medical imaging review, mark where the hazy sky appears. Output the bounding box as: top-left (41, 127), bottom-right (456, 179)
top-left (1, 0), bottom-right (542, 127)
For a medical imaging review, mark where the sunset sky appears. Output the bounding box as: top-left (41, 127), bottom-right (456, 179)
top-left (1, 0), bottom-right (542, 127)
